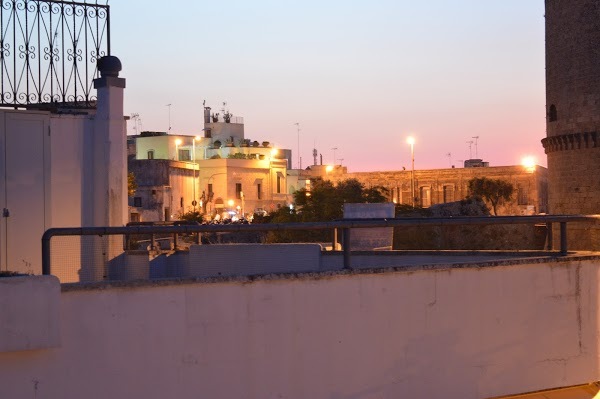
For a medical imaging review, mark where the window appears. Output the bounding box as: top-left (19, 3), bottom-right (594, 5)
top-left (180, 197), bottom-right (184, 207)
top-left (130, 212), bottom-right (140, 222)
top-left (178, 149), bottom-right (191, 161)
top-left (133, 197), bottom-right (142, 207)
top-left (207, 183), bottom-right (214, 201)
top-left (420, 187), bottom-right (431, 207)
top-left (257, 183), bottom-right (262, 200)
top-left (518, 184), bottom-right (528, 205)
top-left (236, 183), bottom-right (242, 199)
top-left (277, 175), bottom-right (282, 194)
top-left (548, 104), bottom-right (557, 122)
top-left (443, 185), bottom-right (454, 203)
top-left (147, 150), bottom-right (154, 159)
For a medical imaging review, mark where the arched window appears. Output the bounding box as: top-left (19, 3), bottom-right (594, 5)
top-left (548, 104), bottom-right (557, 122)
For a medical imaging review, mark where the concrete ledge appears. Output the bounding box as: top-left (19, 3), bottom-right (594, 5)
top-left (187, 243), bottom-right (322, 277)
top-left (0, 275), bottom-right (61, 352)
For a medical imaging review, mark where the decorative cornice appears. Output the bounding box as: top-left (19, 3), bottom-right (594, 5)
top-left (541, 132), bottom-right (599, 154)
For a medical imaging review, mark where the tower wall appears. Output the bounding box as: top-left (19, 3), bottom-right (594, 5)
top-left (542, 0), bottom-right (600, 250)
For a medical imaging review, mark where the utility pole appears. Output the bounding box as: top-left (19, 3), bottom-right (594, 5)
top-left (294, 122), bottom-right (301, 169)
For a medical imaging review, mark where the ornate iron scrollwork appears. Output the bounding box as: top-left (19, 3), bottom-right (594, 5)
top-left (0, 0), bottom-right (110, 109)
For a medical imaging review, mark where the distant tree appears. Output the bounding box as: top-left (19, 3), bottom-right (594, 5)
top-left (179, 210), bottom-right (203, 223)
top-left (254, 178), bottom-right (389, 243)
top-left (127, 172), bottom-right (137, 197)
top-left (468, 177), bottom-right (514, 216)
top-left (293, 178), bottom-right (388, 222)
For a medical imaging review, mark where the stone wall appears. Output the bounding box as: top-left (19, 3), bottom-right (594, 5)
top-left (326, 165), bottom-right (547, 215)
top-left (543, 1), bottom-right (600, 250)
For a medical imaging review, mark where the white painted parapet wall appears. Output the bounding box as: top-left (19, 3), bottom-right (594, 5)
top-left (0, 257), bottom-right (599, 398)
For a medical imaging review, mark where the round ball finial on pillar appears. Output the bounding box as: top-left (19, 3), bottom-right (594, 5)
top-left (97, 55), bottom-right (122, 78)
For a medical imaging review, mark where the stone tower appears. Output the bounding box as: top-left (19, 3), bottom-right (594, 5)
top-left (541, 0), bottom-right (600, 249)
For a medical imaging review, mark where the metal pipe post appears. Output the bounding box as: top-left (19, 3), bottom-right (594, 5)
top-left (342, 228), bottom-right (351, 269)
top-left (560, 222), bottom-right (568, 255)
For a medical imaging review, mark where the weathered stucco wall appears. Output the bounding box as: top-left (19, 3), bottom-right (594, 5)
top-left (0, 258), bottom-right (599, 399)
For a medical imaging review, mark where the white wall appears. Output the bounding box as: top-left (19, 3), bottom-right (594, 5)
top-left (0, 258), bottom-right (599, 399)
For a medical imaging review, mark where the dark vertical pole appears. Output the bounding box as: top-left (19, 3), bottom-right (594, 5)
top-left (332, 228), bottom-right (338, 251)
top-left (546, 222), bottom-right (553, 250)
top-left (342, 228), bottom-right (351, 269)
top-left (42, 235), bottom-right (51, 275)
top-left (173, 233), bottom-right (178, 250)
top-left (560, 222), bottom-right (568, 255)
top-left (151, 233), bottom-right (156, 251)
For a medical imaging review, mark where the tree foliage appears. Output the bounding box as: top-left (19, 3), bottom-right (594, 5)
top-left (127, 172), bottom-right (137, 197)
top-left (256, 178), bottom-right (389, 243)
top-left (294, 178), bottom-right (388, 222)
top-left (468, 177), bottom-right (514, 216)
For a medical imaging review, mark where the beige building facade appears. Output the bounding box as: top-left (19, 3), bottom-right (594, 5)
top-left (128, 108), bottom-right (291, 222)
top-left (293, 163), bottom-right (548, 216)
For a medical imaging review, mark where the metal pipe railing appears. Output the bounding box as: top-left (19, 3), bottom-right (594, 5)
top-left (42, 215), bottom-right (600, 276)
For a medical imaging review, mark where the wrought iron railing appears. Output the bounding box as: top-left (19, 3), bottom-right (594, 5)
top-left (0, 0), bottom-right (109, 109)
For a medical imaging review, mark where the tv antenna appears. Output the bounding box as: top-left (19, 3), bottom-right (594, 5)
top-left (130, 113), bottom-right (140, 135)
top-left (166, 104), bottom-right (172, 132)
top-left (466, 140), bottom-right (474, 159)
top-left (446, 152), bottom-right (452, 167)
top-left (472, 136), bottom-right (480, 158)
top-left (331, 147), bottom-right (338, 165)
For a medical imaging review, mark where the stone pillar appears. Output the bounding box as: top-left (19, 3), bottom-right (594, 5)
top-left (83, 56), bottom-right (126, 281)
top-left (542, 1), bottom-right (600, 250)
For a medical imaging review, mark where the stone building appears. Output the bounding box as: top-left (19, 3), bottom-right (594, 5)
top-left (297, 162), bottom-right (548, 216)
top-left (541, 0), bottom-right (600, 249)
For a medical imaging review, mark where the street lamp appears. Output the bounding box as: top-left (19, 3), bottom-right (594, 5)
top-left (407, 136), bottom-right (415, 207)
top-left (192, 136), bottom-right (201, 211)
top-left (270, 149), bottom-right (279, 202)
top-left (240, 191), bottom-right (245, 217)
top-left (521, 156), bottom-right (536, 173)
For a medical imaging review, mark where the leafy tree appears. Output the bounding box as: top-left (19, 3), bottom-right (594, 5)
top-left (468, 177), bottom-right (514, 216)
top-left (127, 172), bottom-right (137, 197)
top-left (179, 210), bottom-right (204, 223)
top-left (294, 178), bottom-right (388, 222)
top-left (255, 178), bottom-right (389, 243)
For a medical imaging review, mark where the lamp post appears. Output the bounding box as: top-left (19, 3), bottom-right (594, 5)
top-left (240, 191), bottom-right (245, 218)
top-left (407, 136), bottom-right (415, 207)
top-left (192, 136), bottom-right (201, 212)
top-left (270, 149), bottom-right (278, 202)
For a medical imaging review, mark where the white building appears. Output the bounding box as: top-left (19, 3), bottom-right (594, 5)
top-left (0, 56), bottom-right (127, 277)
top-left (129, 107), bottom-right (291, 221)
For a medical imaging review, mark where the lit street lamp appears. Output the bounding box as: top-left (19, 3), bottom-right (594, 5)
top-left (270, 149), bottom-right (278, 202)
top-left (192, 136), bottom-right (201, 211)
top-left (407, 136), bottom-right (415, 207)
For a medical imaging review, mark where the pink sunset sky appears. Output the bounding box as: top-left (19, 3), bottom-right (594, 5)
top-left (113, 1), bottom-right (546, 171)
